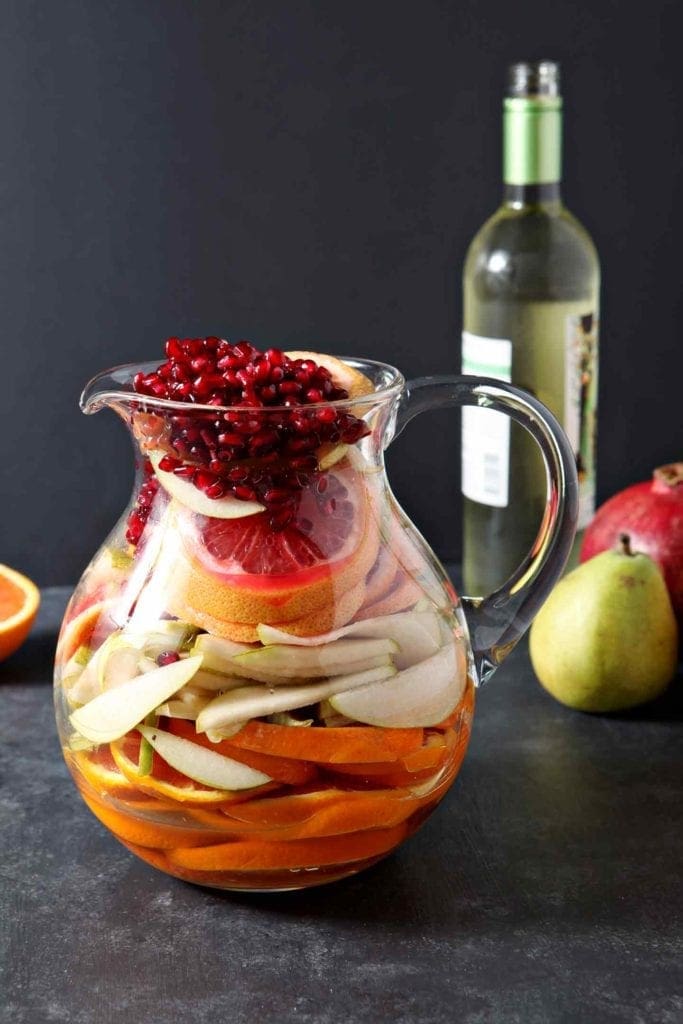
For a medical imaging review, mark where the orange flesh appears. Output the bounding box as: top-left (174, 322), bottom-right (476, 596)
top-left (64, 678), bottom-right (475, 889)
top-left (0, 575), bottom-right (25, 619)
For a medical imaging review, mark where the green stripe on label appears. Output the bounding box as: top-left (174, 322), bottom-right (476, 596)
top-left (463, 361), bottom-right (511, 376)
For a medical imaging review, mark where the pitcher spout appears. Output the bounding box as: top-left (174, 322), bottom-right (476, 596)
top-left (80, 363), bottom-right (159, 416)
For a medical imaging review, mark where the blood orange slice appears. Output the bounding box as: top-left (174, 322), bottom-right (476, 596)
top-left (166, 465), bottom-right (379, 628)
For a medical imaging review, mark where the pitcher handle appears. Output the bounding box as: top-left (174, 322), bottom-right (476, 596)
top-left (393, 375), bottom-right (579, 684)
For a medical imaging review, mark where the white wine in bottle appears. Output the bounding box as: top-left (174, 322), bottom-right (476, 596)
top-left (461, 60), bottom-right (599, 594)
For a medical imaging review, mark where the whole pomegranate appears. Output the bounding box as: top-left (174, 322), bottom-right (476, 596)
top-left (580, 463), bottom-right (683, 626)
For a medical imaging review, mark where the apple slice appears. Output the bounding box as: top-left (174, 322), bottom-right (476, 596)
top-left (149, 449), bottom-right (265, 519)
top-left (196, 664), bottom-right (396, 733)
top-left (232, 637), bottom-right (398, 679)
top-left (329, 641), bottom-right (466, 727)
top-left (137, 726), bottom-right (271, 790)
top-left (69, 655), bottom-right (203, 743)
top-left (256, 610), bottom-right (441, 668)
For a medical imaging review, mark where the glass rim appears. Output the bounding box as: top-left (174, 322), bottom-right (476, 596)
top-left (81, 356), bottom-right (406, 415)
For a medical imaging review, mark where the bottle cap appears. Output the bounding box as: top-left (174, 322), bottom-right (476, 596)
top-left (507, 61), bottom-right (560, 98)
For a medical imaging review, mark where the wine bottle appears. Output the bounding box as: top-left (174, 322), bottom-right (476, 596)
top-left (461, 60), bottom-right (599, 595)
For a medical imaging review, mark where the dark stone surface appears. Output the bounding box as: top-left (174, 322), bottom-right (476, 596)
top-left (1, 586), bottom-right (682, 1024)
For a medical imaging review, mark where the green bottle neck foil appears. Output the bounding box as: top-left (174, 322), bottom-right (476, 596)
top-left (503, 96), bottom-right (562, 186)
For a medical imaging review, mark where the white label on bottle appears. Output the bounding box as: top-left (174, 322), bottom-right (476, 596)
top-left (564, 312), bottom-right (598, 529)
top-left (461, 332), bottom-right (512, 507)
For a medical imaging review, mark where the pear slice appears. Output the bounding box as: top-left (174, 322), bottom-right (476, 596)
top-left (225, 654), bottom-right (393, 685)
top-left (318, 443), bottom-right (349, 470)
top-left (257, 610), bottom-right (441, 668)
top-left (232, 638), bottom-right (397, 679)
top-left (137, 726), bottom-right (271, 790)
top-left (190, 633), bottom-right (254, 674)
top-left (69, 655), bottom-right (203, 743)
top-left (66, 643), bottom-right (111, 705)
top-left (155, 695), bottom-right (209, 720)
top-left (190, 668), bottom-right (247, 692)
top-left (330, 641), bottom-right (466, 727)
top-left (196, 664), bottom-right (397, 733)
top-left (97, 638), bottom-right (146, 691)
top-left (149, 449), bottom-right (265, 519)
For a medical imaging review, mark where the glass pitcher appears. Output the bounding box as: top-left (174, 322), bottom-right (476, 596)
top-left (54, 344), bottom-right (577, 891)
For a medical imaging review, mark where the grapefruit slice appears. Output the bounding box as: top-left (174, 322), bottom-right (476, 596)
top-left (356, 571), bottom-right (423, 620)
top-left (285, 352), bottom-right (374, 402)
top-left (165, 466), bottom-right (379, 628)
top-left (181, 579), bottom-right (367, 642)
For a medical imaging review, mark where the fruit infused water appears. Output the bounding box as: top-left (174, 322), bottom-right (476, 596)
top-left (55, 340), bottom-right (476, 890)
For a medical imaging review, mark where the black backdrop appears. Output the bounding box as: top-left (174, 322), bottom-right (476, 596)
top-left (2, 0), bottom-right (681, 586)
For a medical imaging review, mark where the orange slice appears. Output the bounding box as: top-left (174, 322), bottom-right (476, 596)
top-left (167, 822), bottom-right (407, 872)
top-left (80, 792), bottom-right (230, 850)
top-left (110, 734), bottom-right (279, 807)
top-left (0, 564), bottom-right (40, 662)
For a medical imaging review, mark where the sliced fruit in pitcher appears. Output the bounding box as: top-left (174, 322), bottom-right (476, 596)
top-left (257, 609), bottom-right (442, 668)
top-left (69, 655), bottom-right (203, 743)
top-left (195, 663), bottom-right (397, 733)
top-left (330, 640), bottom-right (467, 727)
top-left (166, 465), bottom-right (380, 631)
top-left (137, 726), bottom-right (272, 790)
top-left (149, 450), bottom-right (265, 519)
top-left (231, 637), bottom-right (398, 679)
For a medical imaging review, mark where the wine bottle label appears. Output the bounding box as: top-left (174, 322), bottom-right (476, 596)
top-left (461, 332), bottom-right (513, 507)
top-left (563, 312), bottom-right (598, 528)
top-left (461, 316), bottom-right (598, 522)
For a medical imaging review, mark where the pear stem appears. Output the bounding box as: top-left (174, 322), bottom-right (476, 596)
top-left (619, 533), bottom-right (633, 557)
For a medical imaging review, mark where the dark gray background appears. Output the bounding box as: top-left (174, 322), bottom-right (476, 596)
top-left (1, 0), bottom-right (681, 586)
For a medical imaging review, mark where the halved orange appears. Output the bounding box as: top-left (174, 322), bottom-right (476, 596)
top-left (110, 733), bottom-right (279, 807)
top-left (0, 564), bottom-right (40, 662)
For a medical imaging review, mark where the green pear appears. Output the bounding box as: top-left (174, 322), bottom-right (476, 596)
top-left (530, 535), bottom-right (678, 712)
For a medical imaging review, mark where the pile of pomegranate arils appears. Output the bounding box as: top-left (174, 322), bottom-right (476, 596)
top-left (126, 337), bottom-right (370, 545)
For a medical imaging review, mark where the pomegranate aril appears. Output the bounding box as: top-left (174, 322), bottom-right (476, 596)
top-left (158, 455), bottom-right (182, 472)
top-left (165, 337), bottom-right (184, 360)
top-left (233, 484), bottom-right (258, 501)
top-left (270, 507), bottom-right (294, 530)
top-left (264, 488), bottom-right (291, 505)
top-left (205, 482), bottom-right (226, 499)
top-left (195, 471), bottom-right (219, 493)
top-left (173, 465), bottom-right (196, 480)
top-left (157, 651), bottom-right (181, 667)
